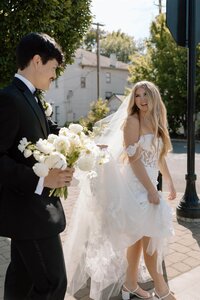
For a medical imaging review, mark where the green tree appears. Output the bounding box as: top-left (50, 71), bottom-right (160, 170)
top-left (100, 30), bottom-right (136, 63)
top-left (0, 0), bottom-right (92, 87)
top-left (81, 26), bottom-right (106, 51)
top-left (129, 14), bottom-right (188, 135)
top-left (79, 98), bottom-right (109, 133)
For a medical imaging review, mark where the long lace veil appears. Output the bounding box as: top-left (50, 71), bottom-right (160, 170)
top-left (94, 93), bottom-right (132, 159)
top-left (64, 94), bottom-right (132, 300)
top-left (64, 91), bottom-right (174, 300)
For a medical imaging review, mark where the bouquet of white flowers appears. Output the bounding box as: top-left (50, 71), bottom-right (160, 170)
top-left (18, 124), bottom-right (109, 199)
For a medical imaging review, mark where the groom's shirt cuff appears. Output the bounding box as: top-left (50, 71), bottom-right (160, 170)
top-left (35, 177), bottom-right (44, 195)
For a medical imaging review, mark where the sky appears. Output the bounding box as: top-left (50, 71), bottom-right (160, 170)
top-left (91, 0), bottom-right (166, 41)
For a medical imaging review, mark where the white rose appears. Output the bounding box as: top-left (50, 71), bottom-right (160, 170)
top-left (18, 137), bottom-right (30, 152)
top-left (36, 138), bottom-right (54, 154)
top-left (59, 127), bottom-right (70, 136)
top-left (69, 123), bottom-right (83, 134)
top-left (47, 134), bottom-right (58, 144)
top-left (33, 150), bottom-right (45, 162)
top-left (18, 144), bottom-right (25, 153)
top-left (83, 142), bottom-right (100, 156)
top-left (76, 154), bottom-right (95, 171)
top-left (68, 133), bottom-right (81, 147)
top-left (54, 136), bottom-right (70, 153)
top-left (33, 162), bottom-right (49, 177)
top-left (24, 149), bottom-right (32, 158)
top-left (45, 152), bottom-right (67, 170)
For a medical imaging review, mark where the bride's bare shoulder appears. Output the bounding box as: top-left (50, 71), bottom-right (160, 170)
top-left (125, 114), bottom-right (139, 127)
top-left (124, 114), bottom-right (140, 142)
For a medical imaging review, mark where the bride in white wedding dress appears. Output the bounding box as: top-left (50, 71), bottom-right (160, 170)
top-left (64, 81), bottom-right (177, 300)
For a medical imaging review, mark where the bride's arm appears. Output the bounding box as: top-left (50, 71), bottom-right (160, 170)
top-left (123, 116), bottom-right (160, 205)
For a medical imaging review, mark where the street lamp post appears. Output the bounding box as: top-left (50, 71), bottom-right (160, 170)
top-left (176, 0), bottom-right (200, 220)
top-left (166, 0), bottom-right (200, 220)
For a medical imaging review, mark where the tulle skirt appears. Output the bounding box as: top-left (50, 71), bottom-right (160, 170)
top-left (64, 157), bottom-right (174, 300)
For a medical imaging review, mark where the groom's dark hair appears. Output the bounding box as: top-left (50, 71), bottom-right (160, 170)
top-left (16, 32), bottom-right (64, 70)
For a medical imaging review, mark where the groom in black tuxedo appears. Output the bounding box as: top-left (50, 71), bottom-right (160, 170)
top-left (0, 33), bottom-right (74, 299)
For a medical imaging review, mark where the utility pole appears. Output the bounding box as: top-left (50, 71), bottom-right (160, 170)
top-left (92, 22), bottom-right (104, 100)
top-left (159, 0), bottom-right (162, 13)
top-left (154, 0), bottom-right (162, 14)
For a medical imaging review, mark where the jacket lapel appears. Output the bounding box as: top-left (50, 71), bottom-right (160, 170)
top-left (13, 78), bottom-right (48, 137)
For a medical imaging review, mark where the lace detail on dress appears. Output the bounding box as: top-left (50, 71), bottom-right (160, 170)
top-left (139, 135), bottom-right (161, 169)
top-left (140, 148), bottom-right (158, 168)
top-left (125, 135), bottom-right (162, 168)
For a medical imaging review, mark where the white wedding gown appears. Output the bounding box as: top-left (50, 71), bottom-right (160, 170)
top-left (64, 134), bottom-right (174, 300)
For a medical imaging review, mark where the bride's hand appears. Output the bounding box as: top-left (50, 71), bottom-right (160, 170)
top-left (147, 189), bottom-right (160, 205)
top-left (168, 182), bottom-right (176, 200)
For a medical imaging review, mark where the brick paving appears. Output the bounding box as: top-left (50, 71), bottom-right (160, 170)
top-left (0, 148), bottom-right (200, 299)
top-left (62, 191), bottom-right (200, 300)
top-left (1, 189), bottom-right (200, 300)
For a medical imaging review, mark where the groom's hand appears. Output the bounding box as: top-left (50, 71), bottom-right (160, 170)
top-left (44, 167), bottom-right (74, 189)
top-left (97, 144), bottom-right (108, 149)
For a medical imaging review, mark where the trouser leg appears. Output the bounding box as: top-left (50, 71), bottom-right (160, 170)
top-left (4, 235), bottom-right (67, 300)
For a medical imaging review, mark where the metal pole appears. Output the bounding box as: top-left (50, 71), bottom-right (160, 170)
top-left (96, 24), bottom-right (100, 99)
top-left (154, 0), bottom-right (162, 14)
top-left (159, 0), bottom-right (162, 14)
top-left (177, 0), bottom-right (200, 220)
top-left (92, 22), bottom-right (104, 100)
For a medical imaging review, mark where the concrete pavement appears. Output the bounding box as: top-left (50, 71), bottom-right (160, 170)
top-left (0, 147), bottom-right (200, 300)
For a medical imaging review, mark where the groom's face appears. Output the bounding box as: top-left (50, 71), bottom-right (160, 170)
top-left (33, 56), bottom-right (58, 91)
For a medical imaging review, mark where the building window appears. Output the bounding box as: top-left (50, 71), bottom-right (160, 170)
top-left (106, 72), bottom-right (111, 83)
top-left (81, 77), bottom-right (86, 88)
top-left (67, 90), bottom-right (73, 99)
top-left (105, 92), bottom-right (112, 99)
top-left (55, 79), bottom-right (58, 88)
top-left (55, 105), bottom-right (60, 123)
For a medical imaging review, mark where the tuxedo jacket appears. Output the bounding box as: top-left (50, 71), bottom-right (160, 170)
top-left (0, 77), bottom-right (66, 239)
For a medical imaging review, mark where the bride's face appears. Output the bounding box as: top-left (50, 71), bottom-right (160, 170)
top-left (135, 87), bottom-right (148, 113)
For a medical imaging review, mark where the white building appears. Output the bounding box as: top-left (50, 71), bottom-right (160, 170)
top-left (108, 94), bottom-right (125, 114)
top-left (46, 49), bottom-right (130, 126)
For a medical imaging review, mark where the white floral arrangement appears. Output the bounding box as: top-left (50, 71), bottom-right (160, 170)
top-left (34, 90), bottom-right (53, 117)
top-left (41, 99), bottom-right (53, 117)
top-left (18, 124), bottom-right (109, 199)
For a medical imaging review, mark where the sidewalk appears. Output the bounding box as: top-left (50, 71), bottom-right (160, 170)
top-left (63, 190), bottom-right (200, 300)
top-left (0, 187), bottom-right (200, 300)
top-left (1, 188), bottom-right (200, 300)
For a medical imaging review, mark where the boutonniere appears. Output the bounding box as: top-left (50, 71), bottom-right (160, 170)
top-left (34, 90), bottom-right (53, 117)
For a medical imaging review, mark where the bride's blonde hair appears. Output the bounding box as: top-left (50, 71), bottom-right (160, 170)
top-left (127, 81), bottom-right (172, 161)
